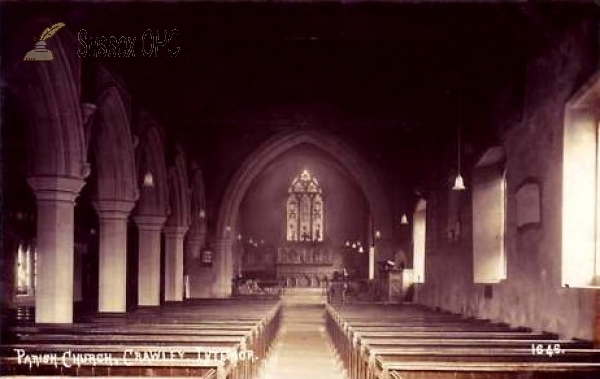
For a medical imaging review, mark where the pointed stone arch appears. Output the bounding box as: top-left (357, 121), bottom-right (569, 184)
top-left (214, 129), bottom-right (393, 296)
top-left (190, 168), bottom-right (207, 231)
top-left (136, 122), bottom-right (169, 217)
top-left (163, 149), bottom-right (191, 301)
top-left (6, 19), bottom-right (88, 179)
top-left (91, 86), bottom-right (138, 202)
top-left (166, 150), bottom-right (192, 228)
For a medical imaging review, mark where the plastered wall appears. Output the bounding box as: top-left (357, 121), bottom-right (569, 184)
top-left (416, 19), bottom-right (599, 340)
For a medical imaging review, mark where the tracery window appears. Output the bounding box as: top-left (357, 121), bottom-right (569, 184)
top-left (286, 170), bottom-right (324, 242)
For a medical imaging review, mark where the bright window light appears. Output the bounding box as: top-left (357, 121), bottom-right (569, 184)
top-left (413, 199), bottom-right (427, 283)
top-left (472, 147), bottom-right (507, 284)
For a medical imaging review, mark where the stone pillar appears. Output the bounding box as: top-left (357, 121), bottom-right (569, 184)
top-left (93, 200), bottom-right (135, 313)
top-left (186, 226), bottom-right (209, 298)
top-left (164, 225), bottom-right (188, 302)
top-left (134, 215), bottom-right (166, 306)
top-left (185, 229), bottom-right (205, 272)
top-left (213, 237), bottom-right (233, 298)
top-left (27, 176), bottom-right (85, 324)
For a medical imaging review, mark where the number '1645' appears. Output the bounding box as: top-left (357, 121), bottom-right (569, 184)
top-left (531, 344), bottom-right (563, 356)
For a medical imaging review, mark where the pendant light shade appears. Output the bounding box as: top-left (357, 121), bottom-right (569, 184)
top-left (143, 171), bottom-right (154, 187)
top-left (453, 86), bottom-right (466, 191)
top-left (453, 173), bottom-right (466, 191)
top-left (400, 213), bottom-right (409, 225)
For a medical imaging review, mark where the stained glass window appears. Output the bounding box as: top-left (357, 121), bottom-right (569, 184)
top-left (286, 170), bottom-right (324, 242)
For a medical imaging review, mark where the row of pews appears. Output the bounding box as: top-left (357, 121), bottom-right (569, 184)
top-left (326, 303), bottom-right (600, 379)
top-left (1, 299), bottom-right (281, 378)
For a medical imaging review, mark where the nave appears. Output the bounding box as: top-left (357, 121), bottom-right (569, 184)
top-left (3, 2), bottom-right (600, 378)
top-left (2, 295), bottom-right (600, 378)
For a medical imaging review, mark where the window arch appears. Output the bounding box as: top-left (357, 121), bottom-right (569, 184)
top-left (286, 170), bottom-right (324, 242)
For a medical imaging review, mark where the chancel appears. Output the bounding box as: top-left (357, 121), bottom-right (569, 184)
top-left (3, 1), bottom-right (600, 378)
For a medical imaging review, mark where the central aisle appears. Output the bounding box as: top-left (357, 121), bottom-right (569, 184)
top-left (259, 304), bottom-right (347, 379)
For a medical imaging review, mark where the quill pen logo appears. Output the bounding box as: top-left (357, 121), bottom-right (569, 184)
top-left (23, 22), bottom-right (66, 61)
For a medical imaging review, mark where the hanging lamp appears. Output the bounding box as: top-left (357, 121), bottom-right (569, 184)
top-left (400, 213), bottom-right (409, 225)
top-left (452, 87), bottom-right (466, 191)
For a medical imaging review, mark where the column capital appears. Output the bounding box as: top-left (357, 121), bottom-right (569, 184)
top-left (163, 225), bottom-right (189, 237)
top-left (134, 215), bottom-right (167, 231)
top-left (93, 199), bottom-right (136, 220)
top-left (27, 176), bottom-right (85, 203)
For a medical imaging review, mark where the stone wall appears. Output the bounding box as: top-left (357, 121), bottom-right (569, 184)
top-left (416, 18), bottom-right (599, 340)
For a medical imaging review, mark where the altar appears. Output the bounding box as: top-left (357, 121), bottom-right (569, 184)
top-left (276, 242), bottom-right (335, 287)
top-left (277, 242), bottom-right (332, 265)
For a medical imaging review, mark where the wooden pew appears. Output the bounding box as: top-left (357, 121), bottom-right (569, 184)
top-left (347, 332), bottom-right (563, 377)
top-left (327, 305), bottom-right (556, 376)
top-left (9, 321), bottom-right (272, 368)
top-left (326, 303), bottom-right (600, 379)
top-left (1, 300), bottom-right (282, 378)
top-left (380, 361), bottom-right (600, 379)
top-left (358, 345), bottom-right (600, 379)
top-left (1, 343), bottom-right (238, 378)
top-left (1, 338), bottom-right (247, 378)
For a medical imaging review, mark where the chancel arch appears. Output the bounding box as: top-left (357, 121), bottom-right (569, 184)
top-left (214, 130), bottom-right (393, 297)
top-left (235, 146), bottom-right (370, 291)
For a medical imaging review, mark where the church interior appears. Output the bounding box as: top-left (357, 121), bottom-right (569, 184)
top-left (2, 1), bottom-right (600, 378)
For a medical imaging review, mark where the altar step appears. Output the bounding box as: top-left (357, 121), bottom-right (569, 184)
top-left (281, 287), bottom-right (327, 305)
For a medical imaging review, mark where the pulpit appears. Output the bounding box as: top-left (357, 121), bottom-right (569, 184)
top-left (383, 268), bottom-right (414, 303)
top-left (386, 269), bottom-right (403, 302)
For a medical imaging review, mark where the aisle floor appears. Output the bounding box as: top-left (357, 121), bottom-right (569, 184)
top-left (259, 305), bottom-right (346, 379)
